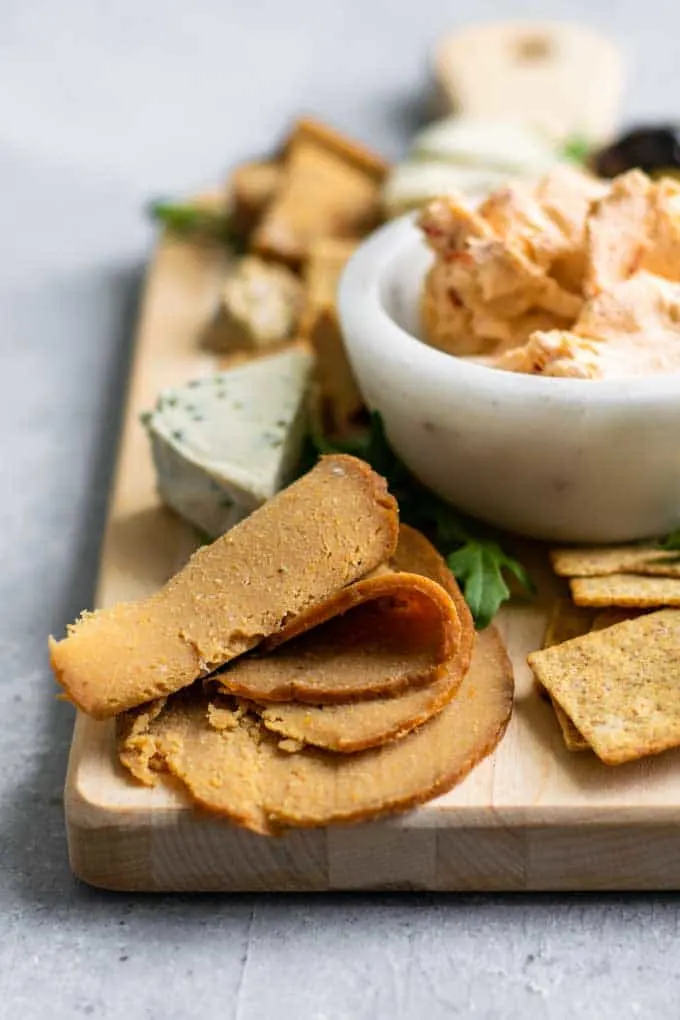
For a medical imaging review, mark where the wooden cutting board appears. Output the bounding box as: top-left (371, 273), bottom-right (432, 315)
top-left (64, 228), bottom-right (680, 892)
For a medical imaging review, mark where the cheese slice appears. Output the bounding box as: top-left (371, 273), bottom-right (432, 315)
top-left (144, 345), bottom-right (314, 538)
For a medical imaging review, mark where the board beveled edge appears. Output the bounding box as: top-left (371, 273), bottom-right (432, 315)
top-left (65, 711), bottom-right (680, 892)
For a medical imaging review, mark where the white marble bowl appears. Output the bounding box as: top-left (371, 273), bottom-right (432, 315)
top-left (338, 215), bottom-right (680, 542)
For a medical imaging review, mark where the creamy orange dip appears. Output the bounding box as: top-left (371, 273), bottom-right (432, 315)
top-left (419, 167), bottom-right (680, 379)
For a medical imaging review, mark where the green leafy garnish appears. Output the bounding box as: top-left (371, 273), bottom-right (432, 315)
top-left (561, 135), bottom-right (592, 166)
top-left (147, 199), bottom-right (245, 251)
top-left (307, 413), bottom-right (534, 628)
top-left (659, 528), bottom-right (680, 552)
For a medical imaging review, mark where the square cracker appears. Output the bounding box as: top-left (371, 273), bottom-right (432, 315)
top-left (252, 118), bottom-right (388, 267)
top-left (551, 545), bottom-right (680, 579)
top-left (539, 599), bottom-right (591, 750)
top-left (570, 574), bottom-right (680, 607)
top-left (542, 599), bottom-right (594, 646)
top-left (552, 702), bottom-right (589, 752)
top-left (528, 609), bottom-right (680, 764)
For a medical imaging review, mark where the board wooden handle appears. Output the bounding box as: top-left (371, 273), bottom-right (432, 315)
top-left (434, 21), bottom-right (624, 142)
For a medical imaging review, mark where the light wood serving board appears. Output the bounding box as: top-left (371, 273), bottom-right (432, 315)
top-left (62, 229), bottom-right (680, 892)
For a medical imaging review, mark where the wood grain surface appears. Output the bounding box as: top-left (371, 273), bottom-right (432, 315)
top-left (64, 229), bottom-right (680, 893)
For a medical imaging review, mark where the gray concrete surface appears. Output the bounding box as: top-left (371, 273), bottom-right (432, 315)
top-left (2, 1), bottom-right (680, 1016)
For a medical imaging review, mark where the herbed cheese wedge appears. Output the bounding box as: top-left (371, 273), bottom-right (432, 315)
top-left (144, 345), bottom-right (314, 538)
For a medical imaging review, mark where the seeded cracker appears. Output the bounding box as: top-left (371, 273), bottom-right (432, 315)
top-left (543, 599), bottom-right (594, 646)
top-left (570, 574), bottom-right (680, 608)
top-left (539, 599), bottom-right (591, 751)
top-left (528, 609), bottom-right (680, 765)
top-left (551, 545), bottom-right (680, 579)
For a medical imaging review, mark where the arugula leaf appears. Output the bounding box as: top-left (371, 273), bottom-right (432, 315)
top-left (308, 412), bottom-right (534, 628)
top-left (561, 135), bottom-right (591, 166)
top-left (659, 528), bottom-right (680, 551)
top-left (147, 199), bottom-right (246, 251)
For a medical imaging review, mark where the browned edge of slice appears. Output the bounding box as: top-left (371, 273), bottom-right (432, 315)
top-left (216, 571), bottom-right (462, 704)
top-left (265, 624), bottom-right (514, 830)
top-left (120, 623), bottom-right (512, 834)
top-left (246, 524), bottom-right (475, 751)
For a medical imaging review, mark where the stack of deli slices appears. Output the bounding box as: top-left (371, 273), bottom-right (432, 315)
top-left (50, 456), bottom-right (514, 835)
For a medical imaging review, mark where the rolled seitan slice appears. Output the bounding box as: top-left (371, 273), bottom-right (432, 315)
top-left (117, 625), bottom-right (513, 833)
top-left (245, 525), bottom-right (475, 750)
top-left (216, 571), bottom-right (464, 703)
top-left (50, 455), bottom-right (399, 718)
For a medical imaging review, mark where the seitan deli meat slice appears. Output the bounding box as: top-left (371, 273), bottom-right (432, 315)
top-left (215, 570), bottom-right (464, 703)
top-left (50, 455), bottom-right (399, 718)
top-left (267, 625), bottom-right (512, 829)
top-left (249, 672), bottom-right (458, 754)
top-left (118, 624), bottom-right (513, 833)
top-left (248, 525), bottom-right (475, 750)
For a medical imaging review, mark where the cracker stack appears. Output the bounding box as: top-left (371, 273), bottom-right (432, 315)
top-left (529, 541), bottom-right (680, 765)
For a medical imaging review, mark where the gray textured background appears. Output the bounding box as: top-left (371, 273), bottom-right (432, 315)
top-left (2, 1), bottom-right (680, 1017)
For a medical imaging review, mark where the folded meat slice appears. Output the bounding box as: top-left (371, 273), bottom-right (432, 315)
top-left (214, 569), bottom-right (466, 703)
top-left (114, 519), bottom-right (511, 833)
top-left (50, 455), bottom-right (399, 718)
top-left (115, 623), bottom-right (512, 834)
top-left (244, 524), bottom-right (474, 751)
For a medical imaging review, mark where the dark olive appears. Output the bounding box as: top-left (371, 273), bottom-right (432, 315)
top-left (593, 125), bottom-right (680, 178)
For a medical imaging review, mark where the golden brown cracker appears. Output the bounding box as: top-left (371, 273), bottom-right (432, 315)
top-left (539, 599), bottom-right (592, 749)
top-left (283, 118), bottom-right (388, 182)
top-left (543, 599), bottom-right (594, 646)
top-left (552, 702), bottom-right (590, 752)
top-left (570, 574), bottom-right (680, 608)
top-left (252, 119), bottom-right (387, 267)
top-left (229, 160), bottom-right (282, 236)
top-left (528, 609), bottom-right (680, 764)
top-left (551, 545), bottom-right (680, 579)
